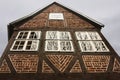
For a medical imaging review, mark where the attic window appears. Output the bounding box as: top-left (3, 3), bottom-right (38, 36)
top-left (45, 31), bottom-right (74, 52)
top-left (49, 13), bottom-right (64, 20)
top-left (10, 31), bottom-right (41, 51)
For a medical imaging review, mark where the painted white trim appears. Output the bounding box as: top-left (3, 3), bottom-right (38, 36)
top-left (49, 13), bottom-right (64, 20)
top-left (93, 41), bottom-right (109, 52)
top-left (10, 40), bottom-right (39, 51)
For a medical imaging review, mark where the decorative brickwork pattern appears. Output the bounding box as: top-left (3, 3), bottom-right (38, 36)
top-left (42, 60), bottom-right (54, 73)
top-left (8, 54), bottom-right (39, 73)
top-left (18, 4), bottom-right (94, 29)
top-left (113, 58), bottom-right (120, 72)
top-left (47, 55), bottom-right (73, 72)
top-left (82, 55), bottom-right (110, 73)
top-left (0, 59), bottom-right (11, 73)
top-left (70, 60), bottom-right (82, 73)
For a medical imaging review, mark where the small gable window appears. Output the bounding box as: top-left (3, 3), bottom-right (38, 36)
top-left (10, 31), bottom-right (41, 51)
top-left (45, 31), bottom-right (74, 52)
top-left (49, 13), bottom-right (64, 20)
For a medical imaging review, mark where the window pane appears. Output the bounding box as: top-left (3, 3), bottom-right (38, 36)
top-left (26, 40), bottom-right (39, 51)
top-left (88, 32), bottom-right (102, 40)
top-left (59, 32), bottom-right (71, 40)
top-left (46, 31), bottom-right (58, 39)
top-left (29, 31), bottom-right (41, 39)
top-left (60, 41), bottom-right (74, 52)
top-left (93, 41), bottom-right (109, 52)
top-left (11, 40), bottom-right (25, 51)
top-left (78, 41), bottom-right (95, 52)
top-left (75, 32), bottom-right (90, 40)
top-left (31, 40), bottom-right (39, 50)
top-left (17, 31), bottom-right (29, 39)
top-left (45, 40), bottom-right (58, 51)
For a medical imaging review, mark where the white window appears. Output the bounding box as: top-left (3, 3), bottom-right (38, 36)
top-left (16, 31), bottom-right (29, 39)
top-left (75, 32), bottom-right (90, 40)
top-left (29, 31), bottom-right (41, 39)
top-left (11, 40), bottom-right (39, 51)
top-left (16, 31), bottom-right (41, 39)
top-left (88, 32), bottom-right (102, 40)
top-left (60, 41), bottom-right (74, 52)
top-left (25, 40), bottom-right (39, 51)
top-left (45, 31), bottom-right (74, 52)
top-left (11, 40), bottom-right (26, 51)
top-left (78, 41), bottom-right (95, 52)
top-left (75, 31), bottom-right (109, 52)
top-left (49, 13), bottom-right (64, 20)
top-left (46, 31), bottom-right (58, 39)
top-left (45, 40), bottom-right (58, 51)
top-left (93, 41), bottom-right (109, 52)
top-left (59, 32), bottom-right (72, 40)
top-left (11, 31), bottom-right (41, 51)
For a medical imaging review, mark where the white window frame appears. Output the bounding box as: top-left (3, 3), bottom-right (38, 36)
top-left (11, 31), bottom-right (41, 51)
top-left (93, 41), bottom-right (109, 52)
top-left (10, 40), bottom-right (39, 51)
top-left (59, 31), bottom-right (72, 40)
top-left (46, 31), bottom-right (58, 40)
top-left (75, 31), bottom-right (91, 40)
top-left (78, 41), bottom-right (95, 52)
top-left (45, 40), bottom-right (59, 51)
top-left (16, 31), bottom-right (41, 39)
top-left (25, 40), bottom-right (39, 51)
top-left (59, 41), bottom-right (74, 52)
top-left (75, 31), bottom-right (109, 52)
top-left (45, 31), bottom-right (74, 52)
top-left (49, 13), bottom-right (64, 20)
top-left (88, 31), bottom-right (102, 40)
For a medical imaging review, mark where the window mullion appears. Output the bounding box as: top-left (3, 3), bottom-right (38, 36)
top-left (27, 31), bottom-right (31, 39)
top-left (58, 40), bottom-right (60, 51)
top-left (16, 32), bottom-right (20, 39)
top-left (23, 40), bottom-right (28, 51)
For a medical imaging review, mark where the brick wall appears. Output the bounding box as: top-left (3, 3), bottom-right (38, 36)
top-left (113, 58), bottom-right (120, 72)
top-left (0, 59), bottom-right (11, 73)
top-left (18, 4), bottom-right (94, 29)
top-left (47, 55), bottom-right (73, 72)
top-left (82, 55), bottom-right (110, 73)
top-left (8, 54), bottom-right (39, 73)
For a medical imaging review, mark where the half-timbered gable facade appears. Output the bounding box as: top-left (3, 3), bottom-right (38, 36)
top-left (0, 2), bottom-right (120, 80)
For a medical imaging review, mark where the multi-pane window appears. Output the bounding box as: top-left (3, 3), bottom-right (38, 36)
top-left (10, 31), bottom-right (41, 51)
top-left (45, 31), bottom-right (74, 52)
top-left (75, 31), bottom-right (109, 52)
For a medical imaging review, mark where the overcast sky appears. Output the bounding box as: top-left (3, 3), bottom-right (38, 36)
top-left (0, 0), bottom-right (120, 56)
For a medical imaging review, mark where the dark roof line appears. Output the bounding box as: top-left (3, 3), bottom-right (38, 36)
top-left (9, 2), bottom-right (104, 27)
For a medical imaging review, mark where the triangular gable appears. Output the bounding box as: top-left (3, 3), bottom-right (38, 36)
top-left (113, 58), bottom-right (120, 73)
top-left (0, 59), bottom-right (11, 73)
top-left (42, 60), bottom-right (54, 73)
top-left (70, 60), bottom-right (82, 73)
top-left (8, 2), bottom-right (104, 40)
top-left (17, 4), bottom-right (95, 29)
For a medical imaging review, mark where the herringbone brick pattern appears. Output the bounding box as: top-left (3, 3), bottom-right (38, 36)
top-left (47, 55), bottom-right (73, 72)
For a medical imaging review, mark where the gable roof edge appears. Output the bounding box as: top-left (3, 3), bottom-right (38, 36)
top-left (8, 2), bottom-right (104, 27)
